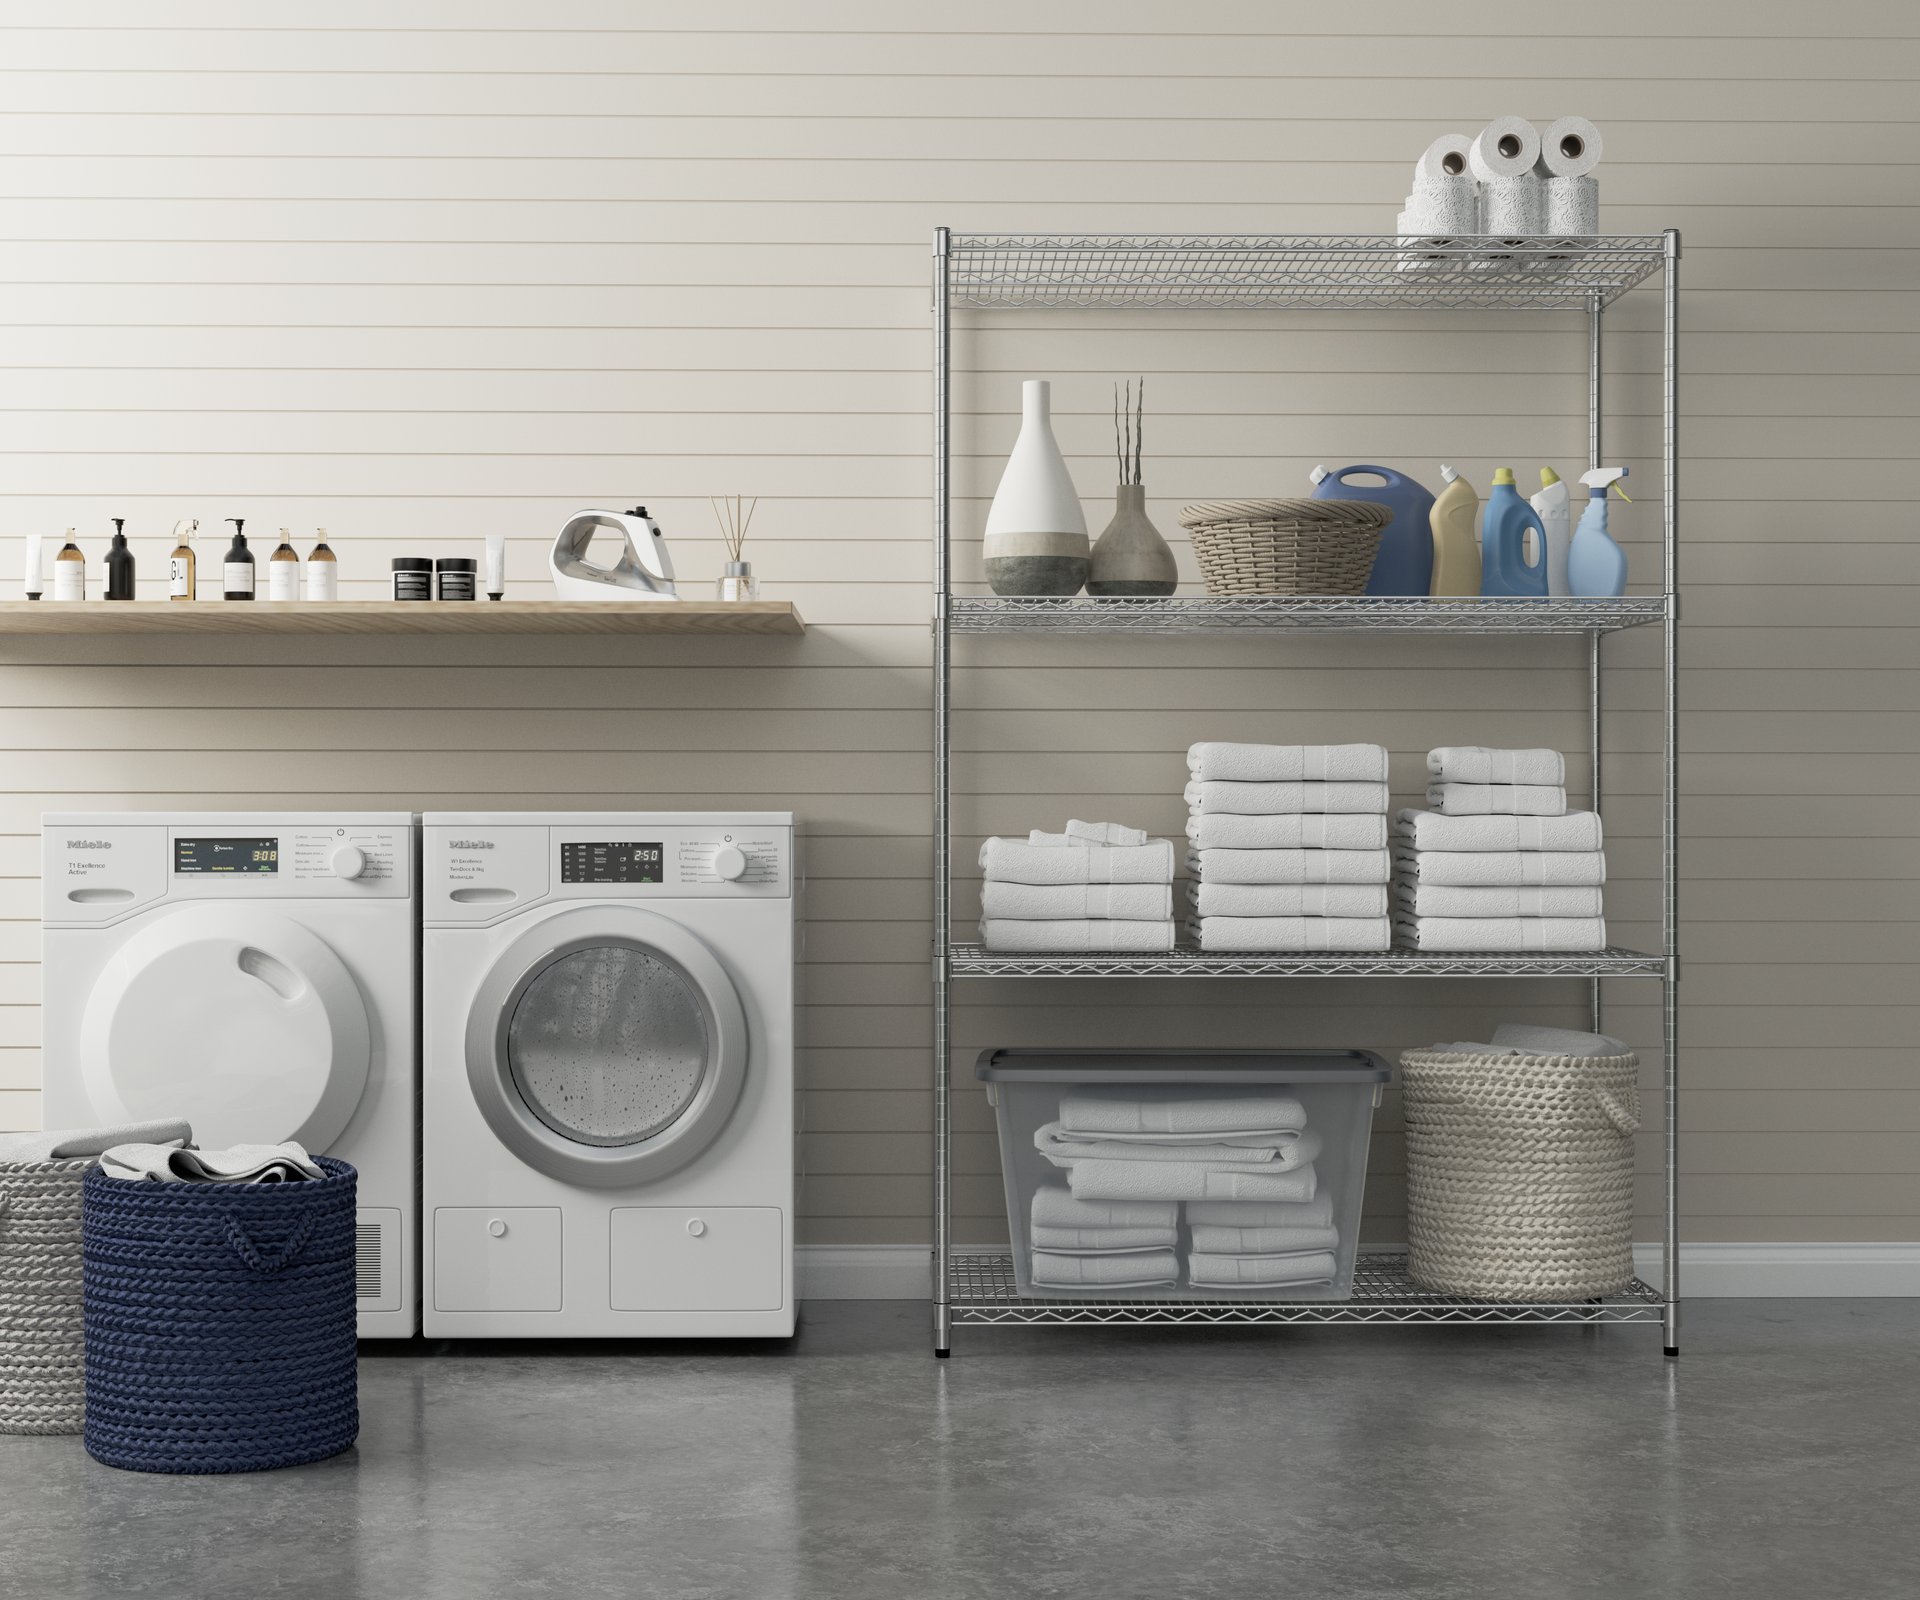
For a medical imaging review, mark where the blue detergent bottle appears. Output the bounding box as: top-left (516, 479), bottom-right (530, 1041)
top-left (1309, 463), bottom-right (1434, 595)
top-left (1478, 467), bottom-right (1548, 596)
top-left (1567, 466), bottom-right (1631, 596)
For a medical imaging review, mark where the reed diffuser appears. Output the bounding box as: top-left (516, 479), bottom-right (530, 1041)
top-left (1088, 378), bottom-right (1178, 596)
top-left (710, 495), bottom-right (760, 601)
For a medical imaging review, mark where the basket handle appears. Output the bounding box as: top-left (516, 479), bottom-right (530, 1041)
top-left (224, 1209), bottom-right (317, 1274)
top-left (1595, 1088), bottom-right (1641, 1136)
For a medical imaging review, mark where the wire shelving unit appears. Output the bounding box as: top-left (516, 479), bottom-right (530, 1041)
top-left (930, 230), bottom-right (1681, 1358)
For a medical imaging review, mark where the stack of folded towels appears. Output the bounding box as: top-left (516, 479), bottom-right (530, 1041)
top-left (1027, 1093), bottom-right (1335, 1291)
top-left (979, 819), bottom-right (1178, 952)
top-left (1394, 747), bottom-right (1607, 951)
top-left (1183, 743), bottom-right (1392, 952)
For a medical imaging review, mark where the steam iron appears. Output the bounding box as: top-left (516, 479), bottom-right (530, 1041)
top-left (549, 506), bottom-right (679, 602)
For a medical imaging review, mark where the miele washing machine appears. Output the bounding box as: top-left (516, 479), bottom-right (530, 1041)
top-left (40, 813), bottom-right (419, 1338)
top-left (421, 813), bottom-right (795, 1338)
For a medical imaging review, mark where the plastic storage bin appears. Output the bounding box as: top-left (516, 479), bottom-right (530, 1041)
top-left (977, 1048), bottom-right (1391, 1300)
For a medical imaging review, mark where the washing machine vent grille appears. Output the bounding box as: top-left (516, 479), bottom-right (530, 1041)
top-left (507, 946), bottom-right (710, 1146)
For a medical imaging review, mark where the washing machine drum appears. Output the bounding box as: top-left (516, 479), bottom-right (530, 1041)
top-left (466, 906), bottom-right (750, 1188)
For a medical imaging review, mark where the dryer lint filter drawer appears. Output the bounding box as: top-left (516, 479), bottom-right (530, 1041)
top-left (610, 1207), bottom-right (783, 1311)
top-left (434, 1207), bottom-right (562, 1311)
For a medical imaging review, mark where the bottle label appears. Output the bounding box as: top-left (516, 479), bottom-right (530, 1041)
top-left (169, 556), bottom-right (192, 598)
top-left (53, 563), bottom-right (86, 602)
top-left (268, 562), bottom-right (300, 601)
top-left (304, 565), bottom-right (337, 602)
top-left (225, 561), bottom-right (255, 596)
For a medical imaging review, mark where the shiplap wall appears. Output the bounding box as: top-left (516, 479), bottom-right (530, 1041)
top-left (2, 2), bottom-right (1914, 1249)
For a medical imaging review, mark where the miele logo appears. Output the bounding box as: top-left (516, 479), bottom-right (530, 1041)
top-left (67, 840), bottom-right (111, 849)
top-left (449, 839), bottom-right (494, 850)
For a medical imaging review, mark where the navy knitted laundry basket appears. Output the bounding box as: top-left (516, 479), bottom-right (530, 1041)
top-left (81, 1157), bottom-right (359, 1474)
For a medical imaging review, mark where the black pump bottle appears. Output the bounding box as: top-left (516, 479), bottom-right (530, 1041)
top-left (105, 517), bottom-right (136, 601)
top-left (223, 518), bottom-right (255, 600)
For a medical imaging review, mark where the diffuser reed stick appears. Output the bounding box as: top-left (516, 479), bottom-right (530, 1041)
top-left (709, 495), bottom-right (761, 600)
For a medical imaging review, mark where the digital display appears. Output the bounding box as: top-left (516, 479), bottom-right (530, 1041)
top-left (176, 837), bottom-right (279, 874)
top-left (561, 841), bottom-right (663, 885)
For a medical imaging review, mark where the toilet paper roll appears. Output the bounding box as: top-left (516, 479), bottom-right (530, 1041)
top-left (1413, 174), bottom-right (1479, 237)
top-left (1414, 134), bottom-right (1475, 186)
top-left (1469, 117), bottom-right (1541, 183)
top-left (1479, 173), bottom-right (1545, 239)
top-left (1534, 117), bottom-right (1603, 179)
top-left (1546, 174), bottom-right (1599, 242)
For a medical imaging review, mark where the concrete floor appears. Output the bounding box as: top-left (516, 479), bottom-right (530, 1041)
top-left (2, 1299), bottom-right (1915, 1599)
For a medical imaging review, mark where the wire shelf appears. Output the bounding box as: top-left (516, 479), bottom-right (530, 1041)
top-left (948, 1252), bottom-right (1665, 1327)
top-left (948, 595), bottom-right (1666, 635)
top-left (948, 943), bottom-right (1666, 979)
top-left (946, 235), bottom-right (1667, 312)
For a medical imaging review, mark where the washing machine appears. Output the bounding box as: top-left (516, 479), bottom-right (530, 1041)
top-left (40, 812), bottom-right (418, 1338)
top-left (422, 812), bottom-right (795, 1338)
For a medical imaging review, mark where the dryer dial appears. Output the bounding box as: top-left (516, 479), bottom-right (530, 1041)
top-left (711, 845), bottom-right (747, 881)
top-left (330, 845), bottom-right (367, 880)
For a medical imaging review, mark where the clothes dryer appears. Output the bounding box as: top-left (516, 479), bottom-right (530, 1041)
top-left (40, 813), bottom-right (418, 1338)
top-left (422, 813), bottom-right (795, 1338)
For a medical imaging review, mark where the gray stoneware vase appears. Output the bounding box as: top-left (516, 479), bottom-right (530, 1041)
top-left (1088, 484), bottom-right (1178, 596)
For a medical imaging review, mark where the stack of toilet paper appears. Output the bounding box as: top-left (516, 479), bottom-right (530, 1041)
top-left (978, 821), bottom-right (1178, 951)
top-left (1398, 117), bottom-right (1603, 259)
top-left (1393, 747), bottom-right (1607, 951)
top-left (1182, 744), bottom-right (1392, 952)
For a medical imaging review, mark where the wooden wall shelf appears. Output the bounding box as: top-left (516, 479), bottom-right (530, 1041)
top-left (0, 600), bottom-right (805, 636)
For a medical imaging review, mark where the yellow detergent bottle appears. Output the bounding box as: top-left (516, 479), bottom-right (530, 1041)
top-left (1428, 465), bottom-right (1481, 595)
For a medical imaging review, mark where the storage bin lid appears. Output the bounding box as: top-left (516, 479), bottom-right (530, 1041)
top-left (974, 1047), bottom-right (1389, 1084)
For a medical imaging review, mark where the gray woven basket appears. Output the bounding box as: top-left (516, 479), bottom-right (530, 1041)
top-left (1177, 498), bottom-right (1392, 595)
top-left (1398, 1048), bottom-right (1640, 1301)
top-left (0, 1157), bottom-right (94, 1434)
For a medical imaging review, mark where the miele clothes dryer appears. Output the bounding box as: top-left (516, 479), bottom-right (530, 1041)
top-left (40, 813), bottom-right (419, 1338)
top-left (422, 813), bottom-right (795, 1338)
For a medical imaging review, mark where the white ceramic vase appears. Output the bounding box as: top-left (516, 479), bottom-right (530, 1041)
top-left (982, 380), bottom-right (1088, 596)
top-left (1088, 484), bottom-right (1177, 596)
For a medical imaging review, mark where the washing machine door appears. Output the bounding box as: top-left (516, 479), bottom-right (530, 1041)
top-left (79, 903), bottom-right (372, 1152)
top-left (465, 905), bottom-right (749, 1189)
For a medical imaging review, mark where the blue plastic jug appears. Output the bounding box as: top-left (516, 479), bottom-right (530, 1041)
top-left (1310, 464), bottom-right (1434, 596)
top-left (1479, 468), bottom-right (1548, 597)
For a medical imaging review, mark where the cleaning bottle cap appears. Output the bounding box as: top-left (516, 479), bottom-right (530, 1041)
top-left (1439, 465), bottom-right (1459, 484)
top-left (1578, 466), bottom-right (1632, 501)
top-left (1491, 468), bottom-right (1516, 486)
top-left (1309, 465), bottom-right (1330, 486)
top-left (112, 518), bottom-right (126, 538)
top-left (1540, 467), bottom-right (1561, 486)
top-left (172, 519), bottom-right (196, 540)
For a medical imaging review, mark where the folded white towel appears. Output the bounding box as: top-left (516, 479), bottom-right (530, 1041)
top-left (1187, 847), bottom-right (1392, 886)
top-left (100, 1140), bottom-right (324, 1185)
top-left (1186, 779), bottom-right (1390, 816)
top-left (1427, 747), bottom-right (1566, 786)
top-left (1189, 1222), bottom-right (1341, 1255)
top-left (981, 881), bottom-right (1173, 921)
top-left (1431, 1023), bottom-right (1629, 1058)
top-left (1394, 808), bottom-right (1603, 853)
top-left (1425, 782), bottom-right (1567, 816)
top-left (1393, 848), bottom-right (1606, 888)
top-left (1393, 915), bottom-right (1608, 952)
top-left (1029, 1186), bottom-right (1178, 1230)
top-left (1187, 1196), bottom-right (1335, 1228)
top-left (1035, 1122), bottom-right (1321, 1171)
top-left (978, 918), bottom-right (1175, 952)
top-left (1030, 1249), bottom-right (1180, 1288)
top-left (1188, 881), bottom-right (1388, 918)
top-left (1393, 881), bottom-right (1604, 918)
top-left (1031, 1224), bottom-right (1180, 1253)
top-left (1060, 1095), bottom-right (1307, 1136)
top-left (1187, 915), bottom-right (1392, 952)
top-left (1187, 812), bottom-right (1388, 851)
top-left (1069, 1160), bottom-right (1317, 1203)
top-left (979, 836), bottom-right (1176, 885)
top-left (1028, 819), bottom-right (1149, 848)
top-left (0, 1118), bottom-right (193, 1164)
top-left (1188, 743), bottom-right (1388, 784)
top-left (1187, 1250), bottom-right (1337, 1287)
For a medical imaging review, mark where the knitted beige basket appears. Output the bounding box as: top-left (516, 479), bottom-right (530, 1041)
top-left (1177, 498), bottom-right (1392, 596)
top-left (0, 1158), bottom-right (94, 1434)
top-left (1398, 1048), bottom-right (1640, 1302)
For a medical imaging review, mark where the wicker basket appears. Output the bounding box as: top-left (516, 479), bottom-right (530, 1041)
top-left (1398, 1047), bottom-right (1640, 1301)
top-left (1177, 498), bottom-right (1393, 595)
top-left (0, 1158), bottom-right (94, 1434)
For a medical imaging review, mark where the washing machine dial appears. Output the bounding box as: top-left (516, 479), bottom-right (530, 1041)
top-left (330, 845), bottom-right (367, 880)
top-left (711, 846), bottom-right (747, 882)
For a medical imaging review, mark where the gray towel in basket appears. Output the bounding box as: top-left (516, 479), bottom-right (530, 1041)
top-left (0, 1120), bottom-right (192, 1164)
top-left (1431, 1023), bottom-right (1628, 1057)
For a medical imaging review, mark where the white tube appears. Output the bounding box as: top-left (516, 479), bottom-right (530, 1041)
top-left (485, 532), bottom-right (505, 600)
top-left (23, 534), bottom-right (44, 598)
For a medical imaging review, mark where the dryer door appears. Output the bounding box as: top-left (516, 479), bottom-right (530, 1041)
top-left (465, 906), bottom-right (749, 1189)
top-left (80, 903), bottom-right (372, 1151)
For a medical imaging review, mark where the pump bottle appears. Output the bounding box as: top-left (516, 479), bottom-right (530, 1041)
top-left (1531, 468), bottom-right (1573, 596)
top-left (169, 520), bottom-right (198, 600)
top-left (1428, 466), bottom-right (1481, 596)
top-left (105, 518), bottom-right (137, 600)
top-left (52, 530), bottom-right (86, 602)
top-left (268, 529), bottom-right (301, 600)
top-left (305, 532), bottom-right (338, 601)
top-left (1567, 467), bottom-right (1631, 596)
top-left (223, 518), bottom-right (255, 600)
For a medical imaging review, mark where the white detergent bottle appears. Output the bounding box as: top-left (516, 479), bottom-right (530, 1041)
top-left (1531, 468), bottom-right (1572, 595)
top-left (1567, 467), bottom-right (1631, 596)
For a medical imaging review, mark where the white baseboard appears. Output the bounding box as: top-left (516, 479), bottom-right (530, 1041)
top-left (798, 1243), bottom-right (1920, 1300)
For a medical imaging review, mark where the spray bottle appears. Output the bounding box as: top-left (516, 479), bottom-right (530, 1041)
top-left (1478, 468), bottom-right (1548, 596)
top-left (1428, 466), bottom-right (1481, 596)
top-left (1567, 467), bottom-right (1631, 596)
top-left (1531, 467), bottom-right (1572, 595)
